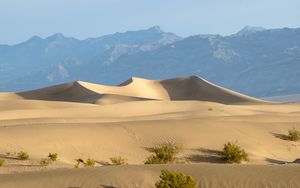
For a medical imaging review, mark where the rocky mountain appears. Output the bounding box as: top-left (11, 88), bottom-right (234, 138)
top-left (0, 26), bottom-right (181, 91)
top-left (0, 26), bottom-right (300, 97)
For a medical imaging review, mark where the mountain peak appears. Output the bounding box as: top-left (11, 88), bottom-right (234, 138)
top-left (236, 26), bottom-right (266, 35)
top-left (147, 26), bottom-right (163, 33)
top-left (46, 33), bottom-right (66, 41)
top-left (27, 35), bottom-right (43, 43)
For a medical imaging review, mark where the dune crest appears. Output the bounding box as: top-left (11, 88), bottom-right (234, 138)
top-left (160, 76), bottom-right (264, 104)
top-left (17, 81), bottom-right (101, 103)
top-left (16, 76), bottom-right (266, 104)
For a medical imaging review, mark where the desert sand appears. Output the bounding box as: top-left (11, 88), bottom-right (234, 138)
top-left (0, 76), bottom-right (299, 188)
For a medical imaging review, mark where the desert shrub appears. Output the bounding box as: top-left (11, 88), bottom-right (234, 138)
top-left (0, 160), bottom-right (4, 167)
top-left (74, 158), bottom-right (84, 168)
top-left (155, 169), bottom-right (197, 188)
top-left (84, 158), bottom-right (96, 167)
top-left (39, 153), bottom-right (58, 166)
top-left (17, 151), bottom-right (29, 160)
top-left (288, 128), bottom-right (300, 141)
top-left (220, 142), bottom-right (249, 164)
top-left (145, 143), bottom-right (182, 164)
top-left (48, 153), bottom-right (58, 162)
top-left (110, 156), bottom-right (128, 165)
top-left (74, 158), bottom-right (96, 168)
top-left (40, 158), bottom-right (52, 166)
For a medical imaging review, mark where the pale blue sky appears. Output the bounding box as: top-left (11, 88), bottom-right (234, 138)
top-left (1, 0), bottom-right (300, 44)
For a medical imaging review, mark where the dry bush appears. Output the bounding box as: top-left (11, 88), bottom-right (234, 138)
top-left (17, 151), bottom-right (29, 160)
top-left (288, 128), bottom-right (300, 141)
top-left (110, 156), bottom-right (128, 165)
top-left (48, 153), bottom-right (58, 162)
top-left (84, 158), bottom-right (96, 167)
top-left (74, 158), bottom-right (84, 168)
top-left (145, 142), bottom-right (182, 164)
top-left (155, 169), bottom-right (197, 188)
top-left (74, 158), bottom-right (96, 168)
top-left (40, 158), bottom-right (52, 166)
top-left (220, 142), bottom-right (249, 163)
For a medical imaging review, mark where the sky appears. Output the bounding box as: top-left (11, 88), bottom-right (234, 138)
top-left (1, 0), bottom-right (300, 44)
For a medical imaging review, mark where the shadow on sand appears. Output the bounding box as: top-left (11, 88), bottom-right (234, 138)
top-left (96, 160), bottom-right (111, 166)
top-left (186, 148), bottom-right (226, 163)
top-left (265, 158), bottom-right (289, 164)
top-left (271, 132), bottom-right (290, 141)
top-left (99, 185), bottom-right (118, 188)
top-left (0, 154), bottom-right (19, 160)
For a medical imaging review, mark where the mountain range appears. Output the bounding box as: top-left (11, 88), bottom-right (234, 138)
top-left (0, 26), bottom-right (300, 97)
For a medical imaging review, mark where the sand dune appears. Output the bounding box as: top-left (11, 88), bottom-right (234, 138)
top-left (17, 81), bottom-right (102, 103)
top-left (160, 76), bottom-right (264, 104)
top-left (17, 76), bottom-right (265, 104)
top-left (0, 101), bottom-right (299, 166)
top-left (0, 76), bottom-right (299, 187)
top-left (1, 164), bottom-right (300, 188)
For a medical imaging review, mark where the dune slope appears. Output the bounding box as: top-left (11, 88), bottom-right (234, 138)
top-left (16, 76), bottom-right (265, 104)
top-left (160, 76), bottom-right (263, 104)
top-left (17, 81), bottom-right (102, 103)
top-left (0, 164), bottom-right (300, 188)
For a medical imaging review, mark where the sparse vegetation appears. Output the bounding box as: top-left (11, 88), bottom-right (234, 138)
top-left (74, 158), bottom-right (96, 168)
top-left (17, 151), bottom-right (29, 160)
top-left (48, 153), bottom-right (58, 162)
top-left (84, 158), bottom-right (96, 167)
top-left (110, 156), bottom-right (128, 165)
top-left (40, 158), bottom-right (52, 166)
top-left (220, 142), bottom-right (249, 164)
top-left (0, 160), bottom-right (4, 167)
top-left (155, 169), bottom-right (197, 188)
top-left (288, 128), bottom-right (300, 141)
top-left (208, 108), bottom-right (213, 111)
top-left (39, 153), bottom-right (58, 166)
top-left (74, 158), bottom-right (84, 168)
top-left (145, 142), bottom-right (182, 164)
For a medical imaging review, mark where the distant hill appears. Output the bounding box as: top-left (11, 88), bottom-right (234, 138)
top-left (0, 26), bottom-right (300, 97)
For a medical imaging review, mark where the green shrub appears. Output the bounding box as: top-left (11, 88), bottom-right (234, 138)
top-left (40, 158), bottom-right (52, 166)
top-left (288, 128), bottom-right (300, 141)
top-left (145, 143), bottom-right (182, 164)
top-left (74, 158), bottom-right (84, 168)
top-left (220, 142), bottom-right (249, 163)
top-left (155, 169), bottom-right (197, 188)
top-left (110, 156), bottom-right (128, 165)
top-left (17, 151), bottom-right (29, 160)
top-left (84, 158), bottom-right (96, 167)
top-left (48, 153), bottom-right (58, 162)
top-left (0, 160), bottom-right (4, 167)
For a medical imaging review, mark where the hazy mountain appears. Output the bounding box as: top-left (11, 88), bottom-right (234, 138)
top-left (0, 26), bottom-right (300, 97)
top-left (0, 26), bottom-right (181, 91)
top-left (236, 26), bottom-right (266, 35)
top-left (263, 94), bottom-right (300, 103)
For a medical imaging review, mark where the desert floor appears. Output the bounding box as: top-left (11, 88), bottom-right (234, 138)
top-left (0, 77), bottom-right (300, 187)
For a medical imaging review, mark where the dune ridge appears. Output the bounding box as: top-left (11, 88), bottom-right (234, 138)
top-left (16, 76), bottom-right (265, 104)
